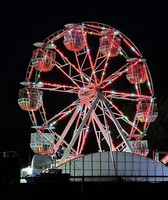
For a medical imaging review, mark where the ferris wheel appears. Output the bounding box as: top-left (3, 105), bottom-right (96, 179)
top-left (18, 21), bottom-right (158, 166)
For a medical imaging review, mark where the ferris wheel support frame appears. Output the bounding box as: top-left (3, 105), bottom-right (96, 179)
top-left (58, 96), bottom-right (99, 165)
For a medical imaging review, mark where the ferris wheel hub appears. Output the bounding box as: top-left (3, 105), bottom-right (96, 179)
top-left (78, 86), bottom-right (97, 100)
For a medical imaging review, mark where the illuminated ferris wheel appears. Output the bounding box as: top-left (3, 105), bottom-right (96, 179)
top-left (18, 21), bottom-right (158, 166)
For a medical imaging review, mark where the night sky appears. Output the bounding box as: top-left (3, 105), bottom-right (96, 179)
top-left (1, 1), bottom-right (167, 168)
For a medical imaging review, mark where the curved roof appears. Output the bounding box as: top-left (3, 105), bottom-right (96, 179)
top-left (57, 151), bottom-right (168, 182)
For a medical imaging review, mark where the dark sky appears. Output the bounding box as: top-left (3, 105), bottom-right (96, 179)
top-left (1, 1), bottom-right (167, 168)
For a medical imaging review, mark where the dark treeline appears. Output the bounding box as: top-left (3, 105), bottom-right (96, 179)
top-left (147, 94), bottom-right (168, 156)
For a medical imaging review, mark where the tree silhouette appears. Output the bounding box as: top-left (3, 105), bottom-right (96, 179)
top-left (147, 94), bottom-right (168, 155)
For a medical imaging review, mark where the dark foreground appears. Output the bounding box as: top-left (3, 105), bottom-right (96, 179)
top-left (0, 155), bottom-right (168, 198)
top-left (1, 178), bottom-right (168, 199)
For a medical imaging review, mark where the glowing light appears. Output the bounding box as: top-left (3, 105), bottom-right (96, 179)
top-left (125, 116), bottom-right (128, 120)
top-left (131, 47), bottom-right (135, 51)
top-left (67, 110), bottom-right (71, 114)
top-left (147, 81), bottom-right (151, 87)
top-left (119, 51), bottom-right (123, 55)
top-left (78, 106), bottom-right (82, 112)
top-left (115, 30), bottom-right (120, 35)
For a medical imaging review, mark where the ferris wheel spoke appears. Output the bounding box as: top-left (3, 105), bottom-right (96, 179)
top-left (98, 92), bottom-right (133, 152)
top-left (79, 29), bottom-right (99, 86)
top-left (54, 104), bottom-right (83, 153)
top-left (44, 46), bottom-right (87, 87)
top-left (46, 99), bottom-right (80, 126)
top-left (100, 64), bottom-right (128, 89)
top-left (39, 82), bottom-right (79, 94)
top-left (52, 30), bottom-right (96, 88)
top-left (93, 98), bottom-right (137, 150)
top-left (48, 129), bottom-right (77, 154)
